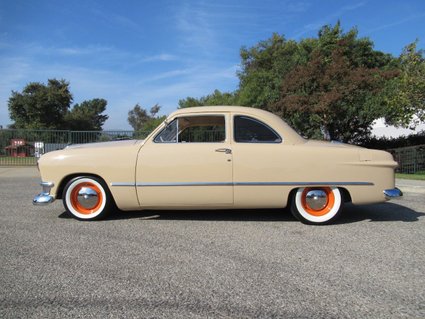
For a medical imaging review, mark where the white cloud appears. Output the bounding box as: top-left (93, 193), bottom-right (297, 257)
top-left (91, 8), bottom-right (143, 33)
top-left (366, 13), bottom-right (425, 34)
top-left (292, 1), bottom-right (367, 38)
top-left (55, 45), bottom-right (180, 68)
top-left (286, 2), bottom-right (311, 13)
top-left (372, 118), bottom-right (425, 138)
top-left (174, 1), bottom-right (218, 54)
top-left (0, 44), bottom-right (239, 129)
top-left (148, 68), bottom-right (196, 82)
top-left (141, 54), bottom-right (179, 63)
top-left (0, 56), bottom-right (34, 127)
top-left (56, 45), bottom-right (114, 56)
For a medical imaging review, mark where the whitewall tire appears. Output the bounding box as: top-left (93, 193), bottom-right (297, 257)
top-left (290, 187), bottom-right (343, 224)
top-left (63, 176), bottom-right (112, 220)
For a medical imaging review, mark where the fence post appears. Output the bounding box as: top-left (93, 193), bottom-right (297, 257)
top-left (414, 148), bottom-right (417, 173)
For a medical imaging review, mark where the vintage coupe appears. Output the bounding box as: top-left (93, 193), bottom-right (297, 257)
top-left (34, 106), bottom-right (402, 224)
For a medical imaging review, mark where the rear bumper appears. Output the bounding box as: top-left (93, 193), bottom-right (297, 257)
top-left (384, 188), bottom-right (403, 200)
top-left (33, 182), bottom-right (55, 206)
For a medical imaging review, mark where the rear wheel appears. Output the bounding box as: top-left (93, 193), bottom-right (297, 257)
top-left (290, 187), bottom-right (343, 225)
top-left (63, 176), bottom-right (112, 220)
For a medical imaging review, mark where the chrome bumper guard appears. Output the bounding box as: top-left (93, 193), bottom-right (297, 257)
top-left (33, 182), bottom-right (55, 205)
top-left (384, 188), bottom-right (403, 200)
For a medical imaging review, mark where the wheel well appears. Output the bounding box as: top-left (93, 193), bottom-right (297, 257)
top-left (288, 188), bottom-right (298, 205)
top-left (56, 173), bottom-right (108, 200)
top-left (339, 187), bottom-right (352, 203)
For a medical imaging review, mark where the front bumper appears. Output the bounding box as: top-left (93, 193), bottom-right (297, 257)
top-left (33, 182), bottom-right (55, 205)
top-left (384, 188), bottom-right (403, 200)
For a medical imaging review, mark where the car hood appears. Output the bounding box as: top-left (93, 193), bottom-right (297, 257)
top-left (38, 139), bottom-right (145, 164)
top-left (65, 139), bottom-right (144, 150)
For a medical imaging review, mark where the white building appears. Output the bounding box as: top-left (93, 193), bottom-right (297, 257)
top-left (371, 118), bottom-right (425, 138)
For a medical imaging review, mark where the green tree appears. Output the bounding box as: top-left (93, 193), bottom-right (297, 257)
top-left (178, 89), bottom-right (239, 108)
top-left (237, 23), bottom-right (393, 112)
top-left (237, 33), bottom-right (307, 108)
top-left (8, 79), bottom-right (73, 129)
top-left (274, 44), bottom-right (397, 142)
top-left (128, 103), bottom-right (165, 132)
top-left (65, 98), bottom-right (109, 131)
top-left (178, 22), bottom-right (410, 142)
top-left (8, 79), bottom-right (110, 131)
top-left (380, 41), bottom-right (425, 128)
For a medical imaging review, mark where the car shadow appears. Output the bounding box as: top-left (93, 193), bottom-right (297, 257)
top-left (58, 201), bottom-right (424, 223)
top-left (58, 208), bottom-right (296, 222)
top-left (336, 202), bottom-right (424, 224)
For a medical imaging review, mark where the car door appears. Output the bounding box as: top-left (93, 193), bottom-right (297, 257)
top-left (136, 114), bottom-right (233, 207)
top-left (231, 114), bottom-right (287, 208)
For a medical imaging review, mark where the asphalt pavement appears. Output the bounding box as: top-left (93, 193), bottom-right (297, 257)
top-left (0, 167), bottom-right (424, 318)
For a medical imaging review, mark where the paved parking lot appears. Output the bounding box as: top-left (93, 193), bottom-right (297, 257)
top-left (0, 167), bottom-right (424, 318)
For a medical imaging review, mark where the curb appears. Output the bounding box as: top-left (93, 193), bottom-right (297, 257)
top-left (396, 179), bottom-right (425, 194)
top-left (0, 166), bottom-right (40, 178)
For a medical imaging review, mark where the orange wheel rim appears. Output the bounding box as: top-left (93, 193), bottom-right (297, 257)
top-left (301, 187), bottom-right (335, 217)
top-left (70, 182), bottom-right (103, 215)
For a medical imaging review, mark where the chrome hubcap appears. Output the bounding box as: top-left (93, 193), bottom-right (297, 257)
top-left (305, 190), bottom-right (328, 210)
top-left (77, 187), bottom-right (99, 209)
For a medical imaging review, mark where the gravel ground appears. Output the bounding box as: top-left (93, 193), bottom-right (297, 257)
top-left (0, 168), bottom-right (424, 318)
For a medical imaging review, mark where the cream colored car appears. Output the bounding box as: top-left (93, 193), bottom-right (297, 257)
top-left (33, 106), bottom-right (402, 224)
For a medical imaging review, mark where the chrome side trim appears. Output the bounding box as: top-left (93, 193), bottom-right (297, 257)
top-left (111, 182), bottom-right (233, 187)
top-left (384, 188), bottom-right (403, 200)
top-left (234, 182), bottom-right (374, 186)
top-left (111, 181), bottom-right (374, 187)
top-left (111, 182), bottom-right (135, 187)
top-left (138, 182), bottom-right (233, 187)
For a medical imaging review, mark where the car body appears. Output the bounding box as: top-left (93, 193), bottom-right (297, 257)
top-left (33, 106), bottom-right (402, 224)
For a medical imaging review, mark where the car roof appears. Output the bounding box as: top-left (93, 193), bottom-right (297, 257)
top-left (167, 106), bottom-right (305, 145)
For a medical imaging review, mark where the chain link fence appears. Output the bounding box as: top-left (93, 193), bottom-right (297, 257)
top-left (1, 129), bottom-right (425, 173)
top-left (389, 144), bottom-right (425, 174)
top-left (0, 129), bottom-right (150, 166)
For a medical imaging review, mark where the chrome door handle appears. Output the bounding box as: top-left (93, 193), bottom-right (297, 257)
top-left (215, 148), bottom-right (232, 154)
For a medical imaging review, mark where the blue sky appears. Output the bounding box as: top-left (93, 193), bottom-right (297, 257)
top-left (1, 0), bottom-right (424, 130)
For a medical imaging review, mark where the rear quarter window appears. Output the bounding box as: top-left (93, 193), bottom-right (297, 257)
top-left (234, 116), bottom-right (282, 143)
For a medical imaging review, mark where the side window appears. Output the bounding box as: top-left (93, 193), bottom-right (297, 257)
top-left (234, 116), bottom-right (282, 143)
top-left (154, 116), bottom-right (225, 143)
top-left (154, 119), bottom-right (178, 143)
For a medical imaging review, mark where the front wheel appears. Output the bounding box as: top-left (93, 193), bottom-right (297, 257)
top-left (290, 187), bottom-right (343, 225)
top-left (63, 176), bottom-right (113, 220)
